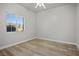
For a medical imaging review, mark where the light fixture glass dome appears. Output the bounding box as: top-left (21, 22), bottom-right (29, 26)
top-left (35, 3), bottom-right (46, 9)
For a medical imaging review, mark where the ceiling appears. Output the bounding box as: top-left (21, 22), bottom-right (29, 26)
top-left (20, 3), bottom-right (69, 13)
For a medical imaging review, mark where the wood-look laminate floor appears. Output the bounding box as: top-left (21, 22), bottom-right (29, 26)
top-left (0, 38), bottom-right (79, 56)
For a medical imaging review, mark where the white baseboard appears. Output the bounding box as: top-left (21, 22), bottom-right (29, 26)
top-left (0, 37), bottom-right (78, 50)
top-left (37, 37), bottom-right (77, 46)
top-left (0, 37), bottom-right (35, 50)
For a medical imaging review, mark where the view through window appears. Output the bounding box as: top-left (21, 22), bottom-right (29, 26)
top-left (6, 11), bottom-right (24, 32)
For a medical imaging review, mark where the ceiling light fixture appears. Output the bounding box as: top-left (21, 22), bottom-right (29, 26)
top-left (35, 3), bottom-right (46, 9)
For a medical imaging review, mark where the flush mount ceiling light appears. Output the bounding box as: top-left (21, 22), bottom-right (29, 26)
top-left (35, 3), bottom-right (46, 9)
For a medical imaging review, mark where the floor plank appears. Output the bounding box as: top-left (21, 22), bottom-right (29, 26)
top-left (0, 38), bottom-right (79, 56)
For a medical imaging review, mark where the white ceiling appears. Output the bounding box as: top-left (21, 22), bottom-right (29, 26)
top-left (20, 3), bottom-right (70, 13)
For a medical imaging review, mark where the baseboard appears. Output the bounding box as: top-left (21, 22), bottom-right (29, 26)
top-left (37, 37), bottom-right (77, 46)
top-left (0, 37), bottom-right (35, 50)
top-left (0, 37), bottom-right (77, 50)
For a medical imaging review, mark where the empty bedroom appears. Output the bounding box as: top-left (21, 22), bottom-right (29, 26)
top-left (0, 3), bottom-right (79, 56)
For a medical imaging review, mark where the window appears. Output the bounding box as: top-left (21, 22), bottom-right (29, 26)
top-left (6, 11), bottom-right (24, 32)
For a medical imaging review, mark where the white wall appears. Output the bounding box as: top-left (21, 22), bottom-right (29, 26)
top-left (37, 4), bottom-right (76, 44)
top-left (0, 4), bottom-right (36, 48)
top-left (76, 4), bottom-right (79, 48)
